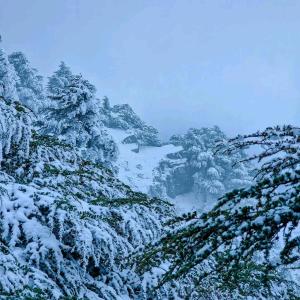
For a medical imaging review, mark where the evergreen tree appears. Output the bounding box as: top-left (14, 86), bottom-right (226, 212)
top-left (123, 125), bottom-right (161, 152)
top-left (8, 51), bottom-right (45, 113)
top-left (46, 72), bottom-right (96, 141)
top-left (0, 92), bottom-right (170, 300)
top-left (138, 125), bottom-right (300, 297)
top-left (44, 64), bottom-right (118, 163)
top-left (105, 103), bottom-right (161, 148)
top-left (0, 47), bottom-right (32, 165)
top-left (0, 47), bottom-right (18, 101)
top-left (47, 61), bottom-right (72, 95)
top-left (102, 96), bottom-right (110, 110)
top-left (0, 49), bottom-right (171, 299)
top-left (151, 126), bottom-right (251, 210)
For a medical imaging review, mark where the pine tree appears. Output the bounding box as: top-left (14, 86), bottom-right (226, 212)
top-left (105, 103), bottom-right (161, 148)
top-left (123, 125), bottom-right (161, 152)
top-left (8, 52), bottom-right (45, 113)
top-left (47, 61), bottom-right (72, 95)
top-left (0, 47), bottom-right (18, 101)
top-left (46, 73), bottom-right (96, 139)
top-left (44, 64), bottom-right (118, 163)
top-left (102, 96), bottom-right (110, 110)
top-left (150, 127), bottom-right (251, 210)
top-left (0, 51), bottom-right (171, 299)
top-left (138, 125), bottom-right (300, 297)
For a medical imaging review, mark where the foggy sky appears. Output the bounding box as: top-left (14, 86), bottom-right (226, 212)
top-left (0, 0), bottom-right (299, 139)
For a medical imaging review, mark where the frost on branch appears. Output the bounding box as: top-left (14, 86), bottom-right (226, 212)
top-left (137, 125), bottom-right (300, 299)
top-left (0, 88), bottom-right (172, 299)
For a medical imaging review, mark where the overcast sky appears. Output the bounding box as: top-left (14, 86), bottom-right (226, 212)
top-left (0, 0), bottom-right (299, 139)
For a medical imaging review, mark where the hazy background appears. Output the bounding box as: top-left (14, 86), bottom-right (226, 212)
top-left (0, 0), bottom-right (299, 139)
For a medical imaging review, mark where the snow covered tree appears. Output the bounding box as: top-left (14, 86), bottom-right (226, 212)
top-left (43, 65), bottom-right (118, 164)
top-left (0, 99), bottom-right (32, 170)
top-left (8, 51), bottom-right (45, 113)
top-left (0, 54), bottom-right (172, 299)
top-left (105, 103), bottom-right (161, 149)
top-left (45, 71), bottom-right (96, 141)
top-left (0, 119), bottom-right (172, 299)
top-left (102, 96), bottom-right (110, 110)
top-left (150, 127), bottom-right (251, 210)
top-left (138, 125), bottom-right (300, 298)
top-left (0, 48), bottom-right (32, 166)
top-left (47, 61), bottom-right (72, 95)
top-left (123, 125), bottom-right (161, 152)
top-left (0, 47), bottom-right (18, 101)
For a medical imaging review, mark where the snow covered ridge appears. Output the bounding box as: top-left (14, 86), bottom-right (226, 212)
top-left (106, 127), bottom-right (182, 195)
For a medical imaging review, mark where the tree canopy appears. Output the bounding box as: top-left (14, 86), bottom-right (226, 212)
top-left (138, 125), bottom-right (300, 295)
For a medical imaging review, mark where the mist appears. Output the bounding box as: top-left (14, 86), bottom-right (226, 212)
top-left (1, 0), bottom-right (299, 139)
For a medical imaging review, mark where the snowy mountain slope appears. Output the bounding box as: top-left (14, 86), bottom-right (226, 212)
top-left (2, 46), bottom-right (297, 299)
top-left (106, 127), bottom-right (182, 194)
top-left (0, 49), bottom-right (176, 299)
top-left (148, 127), bottom-right (252, 212)
top-left (0, 104), bottom-right (174, 300)
top-left (104, 124), bottom-right (252, 215)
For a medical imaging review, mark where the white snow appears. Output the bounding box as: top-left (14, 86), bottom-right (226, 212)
top-left (171, 192), bottom-right (201, 214)
top-left (107, 128), bottom-right (181, 193)
top-left (171, 192), bottom-right (214, 214)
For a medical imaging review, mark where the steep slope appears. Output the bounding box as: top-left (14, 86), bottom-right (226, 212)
top-left (1, 45), bottom-right (298, 300)
top-left (106, 127), bottom-right (181, 194)
top-left (88, 97), bottom-right (183, 195)
top-left (0, 130), bottom-right (173, 299)
top-left (0, 49), bottom-right (174, 299)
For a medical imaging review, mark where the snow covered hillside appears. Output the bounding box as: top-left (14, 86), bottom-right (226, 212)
top-left (104, 124), bottom-right (252, 214)
top-left (1, 44), bottom-right (298, 299)
top-left (5, 49), bottom-right (251, 214)
top-left (107, 128), bottom-right (181, 194)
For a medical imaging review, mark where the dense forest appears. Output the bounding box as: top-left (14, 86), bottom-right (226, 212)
top-left (0, 41), bottom-right (299, 299)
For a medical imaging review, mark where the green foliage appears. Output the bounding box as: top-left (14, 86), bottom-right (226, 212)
top-left (90, 194), bottom-right (172, 209)
top-left (0, 286), bottom-right (48, 300)
top-left (136, 125), bottom-right (300, 298)
top-left (14, 101), bottom-right (26, 113)
top-left (30, 131), bottom-right (72, 150)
